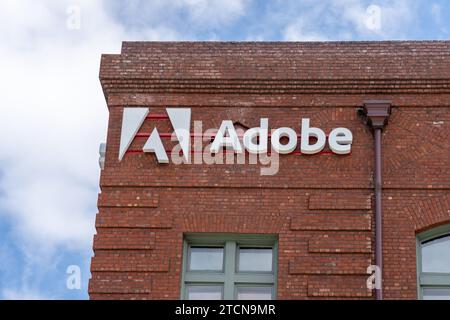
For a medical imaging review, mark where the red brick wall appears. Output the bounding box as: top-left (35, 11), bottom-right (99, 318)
top-left (89, 42), bottom-right (450, 300)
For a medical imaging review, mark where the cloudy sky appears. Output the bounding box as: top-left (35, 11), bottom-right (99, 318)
top-left (0, 0), bottom-right (448, 300)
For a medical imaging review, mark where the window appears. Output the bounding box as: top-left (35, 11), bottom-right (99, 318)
top-left (417, 224), bottom-right (450, 300)
top-left (181, 234), bottom-right (277, 300)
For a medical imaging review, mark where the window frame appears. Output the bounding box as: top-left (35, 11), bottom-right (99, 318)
top-left (416, 224), bottom-right (450, 299)
top-left (181, 233), bottom-right (278, 300)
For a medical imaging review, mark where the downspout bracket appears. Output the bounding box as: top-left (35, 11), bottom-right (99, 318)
top-left (363, 100), bottom-right (392, 130)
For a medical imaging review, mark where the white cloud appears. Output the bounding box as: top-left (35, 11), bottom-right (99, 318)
top-left (430, 3), bottom-right (441, 20)
top-left (181, 0), bottom-right (247, 26)
top-left (281, 1), bottom-right (329, 41)
top-left (430, 3), bottom-right (448, 34)
top-left (0, 1), bottom-right (117, 251)
top-left (335, 0), bottom-right (417, 38)
top-left (0, 241), bottom-right (61, 300)
top-left (0, 0), bottom-right (190, 249)
top-left (2, 288), bottom-right (49, 300)
top-left (283, 21), bottom-right (329, 41)
top-left (104, 0), bottom-right (248, 34)
top-left (282, 0), bottom-right (417, 41)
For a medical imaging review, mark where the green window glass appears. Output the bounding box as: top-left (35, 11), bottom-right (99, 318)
top-left (417, 224), bottom-right (450, 300)
top-left (181, 233), bottom-right (278, 300)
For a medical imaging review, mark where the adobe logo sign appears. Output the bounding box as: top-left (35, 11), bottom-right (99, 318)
top-left (119, 108), bottom-right (191, 163)
top-left (117, 107), bottom-right (353, 174)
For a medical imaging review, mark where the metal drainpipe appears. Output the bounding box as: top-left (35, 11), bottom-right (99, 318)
top-left (361, 100), bottom-right (392, 300)
top-left (374, 127), bottom-right (383, 300)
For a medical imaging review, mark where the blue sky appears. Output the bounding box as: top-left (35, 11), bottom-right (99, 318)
top-left (0, 0), bottom-right (448, 300)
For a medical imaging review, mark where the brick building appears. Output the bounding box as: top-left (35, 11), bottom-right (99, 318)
top-left (89, 41), bottom-right (450, 300)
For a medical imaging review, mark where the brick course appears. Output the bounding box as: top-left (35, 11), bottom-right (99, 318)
top-left (89, 41), bottom-right (450, 300)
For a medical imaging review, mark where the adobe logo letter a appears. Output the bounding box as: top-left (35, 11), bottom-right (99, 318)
top-left (118, 107), bottom-right (191, 163)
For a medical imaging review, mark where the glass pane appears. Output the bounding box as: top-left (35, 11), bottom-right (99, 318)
top-left (423, 287), bottom-right (450, 300)
top-left (421, 235), bottom-right (450, 273)
top-left (238, 248), bottom-right (273, 272)
top-left (237, 286), bottom-right (273, 300)
top-left (189, 247), bottom-right (224, 271)
top-left (187, 285), bottom-right (223, 300)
